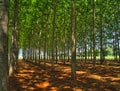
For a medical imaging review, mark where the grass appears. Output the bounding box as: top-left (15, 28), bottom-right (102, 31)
top-left (76, 55), bottom-right (118, 60)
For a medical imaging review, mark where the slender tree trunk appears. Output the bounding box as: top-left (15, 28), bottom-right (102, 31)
top-left (51, 0), bottom-right (57, 70)
top-left (58, 49), bottom-right (60, 60)
top-left (90, 41), bottom-right (93, 62)
top-left (100, 4), bottom-right (104, 64)
top-left (31, 49), bottom-right (33, 61)
top-left (47, 50), bottom-right (48, 60)
top-left (84, 22), bottom-right (87, 63)
top-left (113, 20), bottom-right (117, 62)
top-left (43, 29), bottom-right (46, 68)
top-left (38, 47), bottom-right (41, 63)
top-left (63, 11), bottom-right (66, 64)
top-left (9, 0), bottom-right (19, 76)
top-left (84, 44), bottom-right (87, 63)
top-left (118, 40), bottom-right (120, 63)
top-left (32, 49), bottom-right (34, 62)
top-left (30, 49), bottom-right (32, 61)
top-left (55, 32), bottom-right (58, 63)
top-left (22, 48), bottom-right (25, 60)
top-left (38, 31), bottom-right (41, 64)
top-left (35, 46), bottom-right (37, 64)
top-left (28, 36), bottom-right (31, 61)
top-left (67, 42), bottom-right (70, 62)
top-left (34, 49), bottom-right (36, 62)
top-left (115, 14), bottom-right (119, 63)
top-left (92, 0), bottom-right (96, 67)
top-left (63, 36), bottom-right (66, 64)
top-left (118, 23), bottom-right (120, 63)
top-left (0, 0), bottom-right (9, 90)
top-left (71, 0), bottom-right (76, 80)
top-left (54, 8), bottom-right (58, 64)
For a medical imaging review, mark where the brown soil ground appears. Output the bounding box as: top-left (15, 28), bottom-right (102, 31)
top-left (8, 61), bottom-right (120, 91)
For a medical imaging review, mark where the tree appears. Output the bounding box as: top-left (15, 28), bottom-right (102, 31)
top-left (92, 0), bottom-right (96, 67)
top-left (0, 0), bottom-right (9, 90)
top-left (71, 0), bottom-right (76, 80)
top-left (9, 0), bottom-right (19, 76)
top-left (51, 0), bottom-right (57, 70)
top-left (99, 0), bottom-right (104, 64)
top-left (7, 0), bottom-right (120, 78)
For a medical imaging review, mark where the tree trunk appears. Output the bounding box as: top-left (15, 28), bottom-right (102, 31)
top-left (71, 0), bottom-right (76, 80)
top-left (55, 32), bottom-right (58, 63)
top-left (84, 44), bottom-right (87, 63)
top-left (0, 0), bottom-right (9, 90)
top-left (115, 14), bottom-right (119, 63)
top-left (90, 41), bottom-right (93, 62)
top-left (67, 41), bottom-right (70, 62)
top-left (38, 47), bottom-right (41, 64)
top-left (92, 0), bottom-right (96, 67)
top-left (9, 0), bottom-right (19, 76)
top-left (43, 29), bottom-right (46, 68)
top-left (35, 47), bottom-right (37, 64)
top-left (63, 11), bottom-right (66, 64)
top-left (22, 48), bottom-right (25, 60)
top-left (51, 0), bottom-right (57, 70)
top-left (84, 21), bottom-right (87, 64)
top-left (100, 4), bottom-right (104, 64)
top-left (117, 28), bottom-right (120, 63)
top-left (113, 20), bottom-right (117, 62)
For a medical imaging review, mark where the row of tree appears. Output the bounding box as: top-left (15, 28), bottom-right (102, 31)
top-left (0, 0), bottom-right (119, 90)
top-left (0, 0), bottom-right (9, 90)
top-left (9, 0), bottom-right (120, 82)
top-left (12, 0), bottom-right (119, 64)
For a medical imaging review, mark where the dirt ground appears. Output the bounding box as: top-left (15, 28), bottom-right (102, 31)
top-left (8, 61), bottom-right (120, 91)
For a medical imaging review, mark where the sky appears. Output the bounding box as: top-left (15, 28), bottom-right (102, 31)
top-left (18, 49), bottom-right (23, 59)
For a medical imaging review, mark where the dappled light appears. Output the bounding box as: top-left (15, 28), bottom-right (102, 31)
top-left (0, 0), bottom-right (119, 90)
top-left (87, 74), bottom-right (106, 82)
top-left (35, 81), bottom-right (50, 88)
top-left (76, 71), bottom-right (87, 75)
top-left (9, 61), bottom-right (120, 91)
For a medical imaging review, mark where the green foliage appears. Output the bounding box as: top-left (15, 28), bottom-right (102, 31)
top-left (104, 47), bottom-right (113, 56)
top-left (8, 0), bottom-right (120, 61)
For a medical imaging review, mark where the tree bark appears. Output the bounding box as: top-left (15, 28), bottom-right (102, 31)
top-left (9, 0), bottom-right (19, 76)
top-left (100, 3), bottom-right (104, 64)
top-left (0, 0), bottom-right (9, 90)
top-left (92, 0), bottom-right (96, 67)
top-left (71, 0), bottom-right (76, 80)
top-left (51, 0), bottom-right (57, 70)
top-left (55, 30), bottom-right (58, 63)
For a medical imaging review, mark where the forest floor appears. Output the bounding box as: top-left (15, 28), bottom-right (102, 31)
top-left (9, 60), bottom-right (120, 91)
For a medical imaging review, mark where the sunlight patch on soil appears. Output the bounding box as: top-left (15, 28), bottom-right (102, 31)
top-left (88, 74), bottom-right (106, 82)
top-left (76, 71), bottom-right (86, 75)
top-left (9, 61), bottom-right (120, 91)
top-left (18, 79), bottom-right (24, 82)
top-left (21, 85), bottom-right (35, 90)
top-left (110, 82), bottom-right (120, 86)
top-left (60, 73), bottom-right (69, 77)
top-left (19, 70), bottom-right (35, 73)
top-left (103, 76), bottom-right (120, 81)
top-left (49, 87), bottom-right (57, 91)
top-left (35, 81), bottom-right (50, 88)
top-left (21, 85), bottom-right (28, 89)
top-left (16, 73), bottom-right (29, 77)
top-left (73, 87), bottom-right (82, 91)
top-left (27, 87), bottom-right (35, 90)
top-left (62, 67), bottom-right (71, 73)
top-left (58, 76), bottom-right (64, 79)
top-left (63, 86), bottom-right (71, 89)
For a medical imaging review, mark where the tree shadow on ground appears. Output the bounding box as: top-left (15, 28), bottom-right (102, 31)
top-left (9, 61), bottom-right (120, 91)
